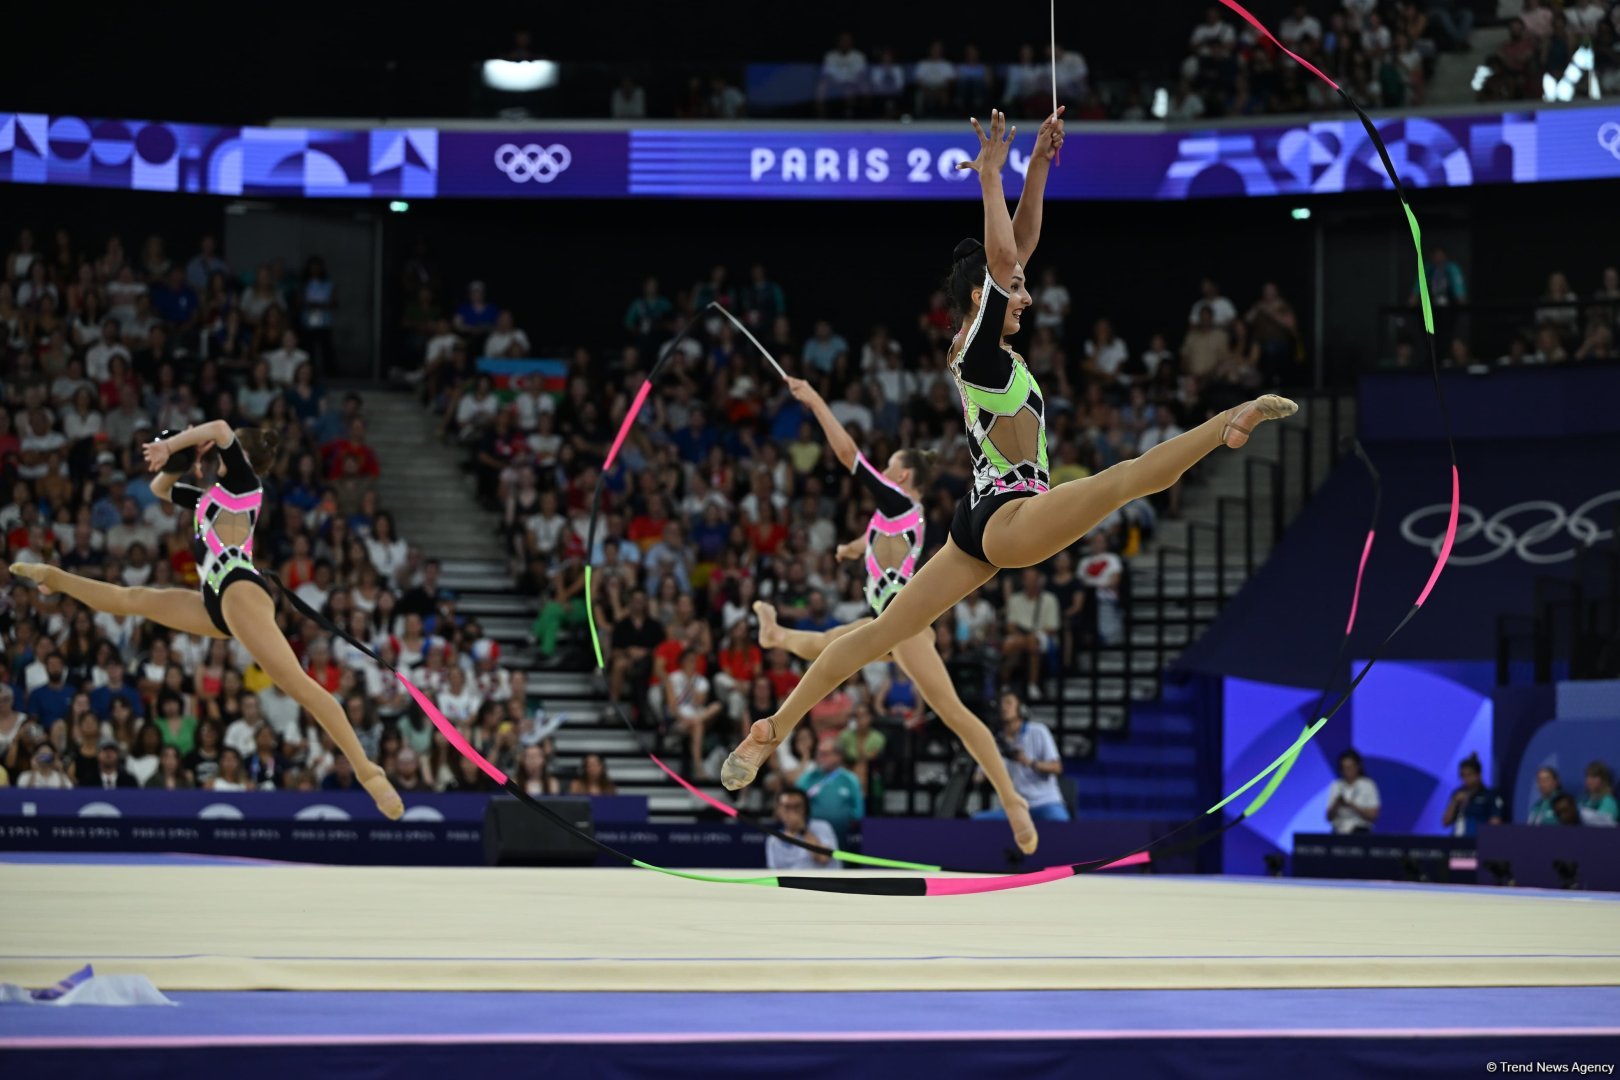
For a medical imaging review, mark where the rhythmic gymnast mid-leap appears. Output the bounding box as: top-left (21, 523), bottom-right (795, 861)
top-left (723, 110), bottom-right (1297, 793)
top-left (754, 374), bottom-right (1042, 853)
top-left (11, 421), bottom-right (403, 819)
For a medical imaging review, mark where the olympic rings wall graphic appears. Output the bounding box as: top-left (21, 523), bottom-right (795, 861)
top-left (1401, 490), bottom-right (1620, 565)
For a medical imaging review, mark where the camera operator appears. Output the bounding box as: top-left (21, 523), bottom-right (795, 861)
top-left (973, 689), bottom-right (1071, 824)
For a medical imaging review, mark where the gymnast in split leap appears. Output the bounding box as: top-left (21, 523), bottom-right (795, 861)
top-left (723, 110), bottom-right (1297, 793)
top-left (11, 420), bottom-right (403, 819)
top-left (755, 375), bottom-right (1041, 853)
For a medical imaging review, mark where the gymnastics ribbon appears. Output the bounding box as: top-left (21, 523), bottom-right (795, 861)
top-left (400, 1), bottom-right (1462, 893)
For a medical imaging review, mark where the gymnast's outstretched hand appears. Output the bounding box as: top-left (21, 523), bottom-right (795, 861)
top-left (1031, 105), bottom-right (1066, 163)
top-left (956, 109), bottom-right (1015, 175)
top-left (141, 438), bottom-right (172, 473)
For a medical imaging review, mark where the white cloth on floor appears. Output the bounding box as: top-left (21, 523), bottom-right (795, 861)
top-left (0, 965), bottom-right (175, 1006)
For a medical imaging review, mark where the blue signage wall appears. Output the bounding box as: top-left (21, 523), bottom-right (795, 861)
top-left (4, 104), bottom-right (1619, 201)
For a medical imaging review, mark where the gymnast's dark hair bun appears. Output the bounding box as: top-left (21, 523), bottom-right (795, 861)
top-left (235, 426), bottom-right (281, 474)
top-left (952, 238), bottom-right (985, 264)
top-left (945, 239), bottom-right (990, 325)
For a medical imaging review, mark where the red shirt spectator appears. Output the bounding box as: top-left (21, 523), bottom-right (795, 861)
top-left (321, 419), bottom-right (381, 479)
top-left (719, 643), bottom-right (762, 684)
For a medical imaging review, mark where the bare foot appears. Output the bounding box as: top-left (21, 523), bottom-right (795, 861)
top-left (358, 765), bottom-right (404, 820)
top-left (1005, 795), bottom-right (1039, 856)
top-left (9, 563), bottom-right (54, 595)
top-left (753, 601), bottom-right (785, 649)
top-left (1221, 395), bottom-right (1298, 449)
top-left (720, 718), bottom-right (779, 791)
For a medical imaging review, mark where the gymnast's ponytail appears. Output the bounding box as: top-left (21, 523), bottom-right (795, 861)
top-left (234, 427), bottom-right (281, 474)
top-left (898, 448), bottom-right (938, 490)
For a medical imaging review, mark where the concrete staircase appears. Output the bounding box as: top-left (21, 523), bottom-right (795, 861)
top-left (360, 387), bottom-right (741, 818)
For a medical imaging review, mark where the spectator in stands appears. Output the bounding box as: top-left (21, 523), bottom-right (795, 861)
top-left (610, 77), bottom-right (647, 119)
top-left (802, 319), bottom-right (849, 382)
top-left (514, 744), bottom-right (561, 797)
top-left (483, 310), bottom-right (530, 359)
top-left (839, 700), bottom-right (888, 798)
top-left (869, 48), bottom-right (907, 118)
top-left (18, 743), bottom-right (69, 789)
top-left (913, 40), bottom-right (957, 118)
top-left (1050, 42), bottom-right (1089, 101)
top-left (1246, 282), bottom-right (1298, 385)
top-left (765, 788), bottom-right (840, 870)
top-left (569, 753), bottom-right (618, 796)
top-left (1325, 748), bottom-right (1381, 833)
top-left (1426, 0), bottom-right (1474, 50)
top-left (1077, 532), bottom-right (1125, 646)
top-left (955, 44), bottom-right (994, 115)
top-left (1280, 3), bottom-right (1324, 45)
top-left (454, 280), bottom-right (498, 350)
top-left (1526, 765), bottom-right (1567, 825)
top-left (1180, 305), bottom-right (1227, 383)
top-left (1442, 753), bottom-right (1504, 836)
top-left (1002, 569), bottom-right (1060, 700)
top-left (797, 738), bottom-right (865, 845)
top-left (608, 588), bottom-right (663, 705)
top-left (974, 689), bottom-right (1071, 823)
top-left (84, 736), bottom-right (138, 790)
top-left (1585, 761), bottom-right (1619, 824)
top-left (818, 31), bottom-right (869, 118)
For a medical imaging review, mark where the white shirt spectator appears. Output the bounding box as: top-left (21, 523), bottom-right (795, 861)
top-left (914, 56), bottom-right (956, 90)
top-left (1171, 89), bottom-right (1207, 121)
top-left (955, 595), bottom-right (998, 644)
top-left (821, 46), bottom-right (868, 87)
top-left (1570, 0), bottom-right (1605, 34)
top-left (18, 767), bottom-right (71, 789)
top-left (1085, 337), bottom-right (1130, 377)
top-left (484, 326), bottom-right (531, 359)
top-left (1190, 20), bottom-right (1237, 55)
top-left (20, 427), bottom-right (68, 480)
top-left (455, 391), bottom-right (500, 433)
top-left (264, 345), bottom-right (311, 387)
top-left (60, 409), bottom-right (103, 443)
top-left (1035, 282), bottom-right (1071, 333)
top-left (1079, 548), bottom-right (1123, 602)
top-left (426, 331), bottom-right (461, 366)
top-left (1190, 294), bottom-right (1238, 327)
top-left (765, 819), bottom-right (843, 870)
top-left (365, 536), bottom-right (409, 584)
top-left (1280, 11), bottom-right (1323, 42)
top-left (610, 84), bottom-right (647, 119)
top-left (1136, 419), bottom-right (1186, 454)
top-left (435, 681), bottom-right (481, 726)
top-left (666, 669), bottom-right (712, 722)
top-left (525, 511), bottom-right (567, 556)
top-left (829, 398), bottom-right (874, 434)
top-left (224, 718), bottom-right (260, 759)
top-left (85, 340), bottom-right (131, 382)
top-left (511, 387), bottom-right (554, 432)
top-left (1005, 58), bottom-right (1046, 100)
top-left (1360, 22), bottom-right (1392, 55)
top-left (1006, 587), bottom-right (1061, 645)
top-left (1005, 720), bottom-right (1065, 809)
top-left (51, 375), bottom-right (94, 406)
top-left (1342, 0), bottom-right (1377, 24)
top-left (1053, 49), bottom-right (1089, 96)
top-left (105, 278), bottom-right (147, 323)
top-left (1328, 775), bottom-right (1381, 833)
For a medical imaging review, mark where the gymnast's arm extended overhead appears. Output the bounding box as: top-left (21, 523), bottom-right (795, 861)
top-left (1011, 106), bottom-right (1065, 268)
top-left (787, 376), bottom-right (858, 471)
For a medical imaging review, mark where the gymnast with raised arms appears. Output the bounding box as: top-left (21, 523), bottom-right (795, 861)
top-left (12, 420), bottom-right (403, 819)
top-left (722, 109), bottom-right (1297, 793)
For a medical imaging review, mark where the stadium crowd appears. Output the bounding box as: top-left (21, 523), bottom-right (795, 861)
top-left (600, 0), bottom-right (1620, 122)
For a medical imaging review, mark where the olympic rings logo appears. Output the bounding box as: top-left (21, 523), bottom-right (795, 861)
top-left (1402, 491), bottom-right (1620, 565)
top-left (493, 143), bottom-right (573, 183)
top-left (1599, 122), bottom-right (1620, 162)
